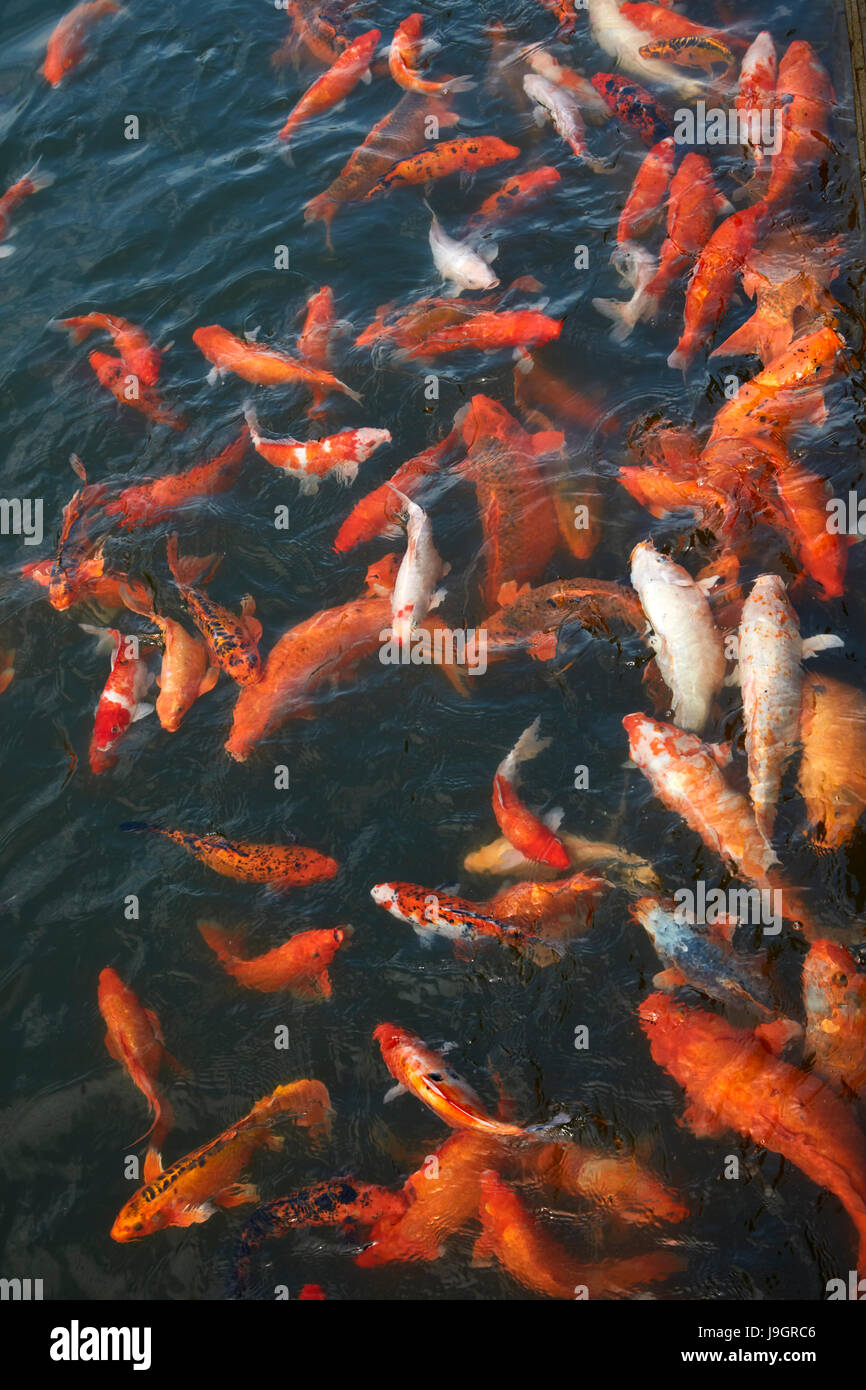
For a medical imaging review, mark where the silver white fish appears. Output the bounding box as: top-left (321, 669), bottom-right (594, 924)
top-left (592, 242), bottom-right (658, 341)
top-left (523, 73), bottom-right (606, 170)
top-left (389, 487), bottom-right (449, 645)
top-left (427, 205), bottom-right (498, 295)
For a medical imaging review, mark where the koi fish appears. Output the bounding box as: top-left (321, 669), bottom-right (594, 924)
top-left (297, 285), bottom-right (337, 417)
top-left (769, 454), bottom-right (847, 601)
top-left (517, 1140), bottom-right (689, 1225)
top-left (704, 325), bottom-right (845, 443)
top-left (356, 293), bottom-right (483, 351)
top-left (356, 1130), bottom-right (501, 1266)
top-left (278, 29), bottom-right (379, 146)
top-left (224, 555), bottom-right (399, 760)
top-left (42, 0), bottom-right (122, 85)
top-left (88, 351), bottom-right (186, 430)
top-left (533, 0), bottom-right (580, 34)
top-left (98, 967), bottom-right (185, 1149)
top-left (737, 573), bottom-right (842, 839)
top-left (0, 163), bottom-right (55, 255)
top-left (454, 395), bottom-right (562, 610)
top-left (199, 922), bottom-right (350, 999)
top-left (369, 882), bottom-right (560, 966)
top-left (616, 137), bottom-right (676, 245)
top-left (466, 167), bottom-right (562, 230)
top-left (101, 427), bottom-right (250, 530)
top-left (590, 73), bottom-right (673, 148)
top-left (193, 325), bottom-right (361, 401)
top-left (523, 75), bottom-right (607, 170)
top-left (401, 308), bottom-right (562, 358)
top-left (244, 404), bottom-right (390, 495)
top-left (120, 584), bottom-right (219, 733)
top-left (304, 91), bottom-right (460, 245)
top-left (428, 204), bottom-right (499, 294)
top-left (767, 42), bottom-right (834, 209)
top-left (486, 872), bottom-right (610, 940)
top-left (474, 1169), bottom-right (684, 1299)
top-left (493, 718), bottom-right (569, 870)
top-left (280, 0), bottom-right (350, 68)
top-left (803, 940), bottom-right (866, 1097)
top-left (631, 897), bottom-right (776, 1017)
top-left (623, 712), bottom-right (779, 885)
top-left (332, 429), bottom-right (463, 552)
top-left (512, 356), bottom-right (613, 438)
top-left (232, 1178), bottom-right (405, 1294)
top-left (668, 201), bottom-right (770, 370)
top-left (638, 36), bottom-right (735, 75)
top-left (639, 991), bottom-right (866, 1270)
top-left (735, 32), bottom-right (778, 178)
top-left (629, 540), bottom-right (726, 733)
top-left (166, 532), bottom-right (262, 687)
top-left (587, 0), bottom-right (704, 99)
top-left (592, 241), bottom-right (658, 341)
top-left (46, 475), bottom-right (109, 610)
top-left (388, 14), bottom-right (474, 95)
top-left (798, 673), bottom-right (866, 849)
top-left (82, 626), bottom-right (155, 774)
top-left (483, 576), bottom-right (646, 663)
top-left (374, 1024), bottom-right (562, 1137)
top-left (621, 2), bottom-right (741, 51)
top-left (53, 313), bottom-right (161, 385)
top-left (389, 489), bottom-right (449, 645)
top-left (524, 50), bottom-right (612, 122)
top-left (641, 153), bottom-right (733, 311)
top-left (120, 824), bottom-right (339, 890)
top-left (464, 831), bottom-right (660, 892)
top-left (110, 1079), bottom-right (332, 1240)
top-left (617, 465), bottom-right (733, 533)
top-left (363, 137), bottom-right (520, 199)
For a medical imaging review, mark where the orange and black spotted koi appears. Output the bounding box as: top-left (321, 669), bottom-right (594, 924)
top-left (120, 823), bottom-right (340, 889)
top-left (166, 532), bottom-right (262, 686)
top-left (590, 74), bottom-right (673, 148)
top-left (228, 1178), bottom-right (406, 1297)
top-left (363, 137), bottom-right (520, 199)
top-left (638, 36), bottom-right (736, 76)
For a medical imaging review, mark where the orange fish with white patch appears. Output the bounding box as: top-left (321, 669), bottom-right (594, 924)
top-left (333, 428), bottom-right (463, 553)
top-left (492, 718), bottom-right (570, 870)
top-left (244, 404), bottom-right (390, 495)
top-left (83, 626), bottom-right (155, 774)
top-left (98, 967), bottom-right (185, 1149)
top-left (199, 922), bottom-right (350, 999)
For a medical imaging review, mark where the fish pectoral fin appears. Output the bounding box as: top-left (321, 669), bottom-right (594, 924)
top-left (652, 967), bottom-right (686, 991)
top-left (143, 1008), bottom-right (166, 1045)
top-left (801, 633), bottom-right (844, 659)
top-left (198, 665), bottom-right (220, 696)
top-left (174, 1201), bottom-right (217, 1226)
top-left (384, 1083), bottom-right (409, 1104)
top-left (131, 702), bottom-right (155, 723)
top-left (104, 1031), bottom-right (125, 1064)
top-left (680, 1100), bottom-right (728, 1141)
top-left (215, 1182), bottom-right (260, 1209)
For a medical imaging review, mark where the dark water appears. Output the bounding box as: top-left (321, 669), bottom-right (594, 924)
top-left (0, 0), bottom-right (864, 1302)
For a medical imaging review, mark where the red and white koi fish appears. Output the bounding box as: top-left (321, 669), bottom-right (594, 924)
top-left (736, 573), bottom-right (842, 839)
top-left (735, 32), bottom-right (777, 179)
top-left (630, 540), bottom-right (726, 733)
top-left (82, 626), bottom-right (155, 774)
top-left (493, 718), bottom-right (569, 870)
top-left (389, 488), bottom-right (449, 645)
top-left (244, 404), bottom-right (390, 495)
top-left (333, 428), bottom-right (462, 552)
top-left (369, 882), bottom-right (560, 965)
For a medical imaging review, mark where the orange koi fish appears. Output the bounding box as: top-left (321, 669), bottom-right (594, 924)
top-left (374, 1024), bottom-right (562, 1138)
top-left (668, 201), bottom-right (770, 369)
top-left (516, 1140), bottom-right (689, 1225)
top-left (474, 1169), bottom-right (684, 1299)
top-left (120, 585), bottom-right (218, 733)
top-left (356, 1130), bottom-right (501, 1266)
top-left (705, 325), bottom-right (845, 445)
top-left (166, 532), bottom-right (261, 687)
top-left (54, 313), bottom-right (162, 385)
top-left (84, 626), bottom-right (155, 774)
top-left (192, 325), bottom-right (361, 401)
top-left (617, 465), bottom-right (733, 532)
top-left (279, 0), bottom-right (350, 68)
top-left (0, 163), bottom-right (54, 254)
top-left (639, 991), bottom-right (866, 1270)
top-left (767, 42), bottom-right (834, 209)
top-left (486, 872), bottom-right (610, 940)
top-left (388, 14), bottom-right (474, 95)
top-left (88, 351), bottom-right (186, 430)
top-left (454, 395), bottom-right (562, 610)
top-left (769, 457), bottom-right (847, 601)
top-left (620, 2), bottom-right (741, 49)
top-left (121, 824), bottom-right (339, 890)
top-left (623, 713), bottom-right (779, 884)
top-left (304, 91), bottom-right (459, 245)
top-left (233, 1178), bottom-right (405, 1293)
top-left (199, 922), bottom-right (350, 999)
top-left (332, 428), bottom-right (463, 552)
top-left (297, 285), bottom-right (337, 416)
top-left (493, 718), bottom-right (569, 870)
top-left (512, 355), bottom-right (613, 438)
top-left (98, 967), bottom-right (185, 1149)
top-left (617, 137), bottom-right (676, 246)
top-left (110, 1080), bottom-right (332, 1240)
top-left (102, 427), bottom-right (249, 530)
top-left (224, 555), bottom-right (399, 760)
top-left (467, 167), bottom-right (562, 231)
top-left (41, 0), bottom-right (122, 85)
top-left (642, 153), bottom-right (733, 309)
top-left (401, 308), bottom-right (561, 358)
top-left (465, 830), bottom-right (660, 891)
top-left (278, 29), bottom-right (379, 146)
top-left (244, 404), bottom-right (390, 494)
top-left (363, 136), bottom-right (520, 199)
top-left (0, 648), bottom-right (14, 695)
top-left (638, 36), bottom-right (735, 75)
top-left (798, 674), bottom-right (866, 849)
top-left (369, 882), bottom-right (560, 966)
top-left (803, 940), bottom-right (866, 1097)
top-left (356, 294), bottom-right (483, 352)
top-left (483, 577), bottom-right (646, 663)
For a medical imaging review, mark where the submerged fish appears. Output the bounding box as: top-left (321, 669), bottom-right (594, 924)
top-left (199, 922), bottom-right (350, 999)
top-left (121, 824), bottom-right (339, 890)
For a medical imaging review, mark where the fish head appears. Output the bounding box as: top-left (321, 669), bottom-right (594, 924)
top-left (110, 1191), bottom-right (167, 1242)
top-left (803, 938), bottom-right (861, 1016)
top-left (364, 552), bottom-right (400, 595)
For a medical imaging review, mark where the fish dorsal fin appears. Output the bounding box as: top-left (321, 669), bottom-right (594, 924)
top-left (144, 1147), bottom-right (163, 1182)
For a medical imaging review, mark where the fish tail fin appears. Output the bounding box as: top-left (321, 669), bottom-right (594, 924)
top-left (442, 75), bottom-right (476, 94)
top-left (51, 316), bottom-right (93, 344)
top-left (165, 532), bottom-right (181, 584)
top-left (79, 623), bottom-right (119, 656)
top-left (710, 313), bottom-right (760, 360)
top-left (198, 919), bottom-right (245, 967)
top-left (592, 295), bottom-right (642, 343)
top-left (148, 1093), bottom-right (175, 1153)
top-left (20, 160), bottom-right (55, 194)
top-left (505, 716), bottom-right (551, 776)
top-left (337, 378), bottom-right (363, 405)
top-left (242, 400), bottom-right (260, 441)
